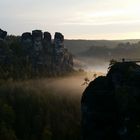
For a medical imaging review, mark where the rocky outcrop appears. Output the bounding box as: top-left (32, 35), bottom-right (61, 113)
top-left (0, 29), bottom-right (7, 39)
top-left (21, 30), bottom-right (73, 75)
top-left (44, 32), bottom-right (51, 41)
top-left (81, 62), bottom-right (140, 140)
top-left (21, 32), bottom-right (33, 56)
top-left (0, 29), bottom-right (73, 79)
top-left (54, 32), bottom-right (64, 43)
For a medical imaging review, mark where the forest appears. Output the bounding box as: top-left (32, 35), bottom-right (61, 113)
top-left (0, 78), bottom-right (81, 140)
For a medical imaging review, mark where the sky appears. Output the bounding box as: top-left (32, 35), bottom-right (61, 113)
top-left (0, 0), bottom-right (140, 40)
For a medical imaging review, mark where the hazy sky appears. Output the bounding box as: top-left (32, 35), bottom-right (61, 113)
top-left (1, 0), bottom-right (140, 39)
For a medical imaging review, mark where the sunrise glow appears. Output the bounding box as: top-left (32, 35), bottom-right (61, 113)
top-left (0, 0), bottom-right (140, 39)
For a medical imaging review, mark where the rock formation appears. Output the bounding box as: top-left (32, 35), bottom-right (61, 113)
top-left (44, 32), bottom-right (52, 41)
top-left (21, 32), bottom-right (33, 55)
top-left (81, 62), bottom-right (140, 140)
top-left (0, 29), bottom-right (73, 79)
top-left (21, 30), bottom-right (73, 75)
top-left (0, 29), bottom-right (7, 39)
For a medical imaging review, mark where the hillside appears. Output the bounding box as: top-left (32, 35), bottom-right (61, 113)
top-left (64, 39), bottom-right (140, 71)
top-left (65, 39), bottom-right (140, 55)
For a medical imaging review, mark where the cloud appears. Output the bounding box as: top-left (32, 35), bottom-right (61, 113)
top-left (59, 0), bottom-right (140, 27)
top-left (1, 0), bottom-right (140, 39)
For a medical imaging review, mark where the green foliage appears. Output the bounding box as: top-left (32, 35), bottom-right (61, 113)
top-left (42, 128), bottom-right (52, 140)
top-left (0, 100), bottom-right (17, 140)
top-left (108, 59), bottom-right (117, 70)
top-left (0, 80), bottom-right (80, 140)
top-left (0, 122), bottom-right (17, 140)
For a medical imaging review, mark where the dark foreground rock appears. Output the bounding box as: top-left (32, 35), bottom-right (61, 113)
top-left (81, 62), bottom-right (140, 140)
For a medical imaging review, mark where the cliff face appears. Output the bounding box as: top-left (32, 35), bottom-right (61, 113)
top-left (0, 29), bottom-right (73, 79)
top-left (21, 30), bottom-right (73, 74)
top-left (81, 62), bottom-right (140, 140)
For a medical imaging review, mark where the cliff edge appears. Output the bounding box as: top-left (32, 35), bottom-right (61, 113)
top-left (81, 62), bottom-right (140, 140)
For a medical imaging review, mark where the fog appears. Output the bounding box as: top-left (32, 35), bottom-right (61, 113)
top-left (69, 40), bottom-right (140, 75)
top-left (40, 76), bottom-right (86, 96)
top-left (74, 56), bottom-right (109, 74)
top-left (11, 75), bottom-right (88, 97)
